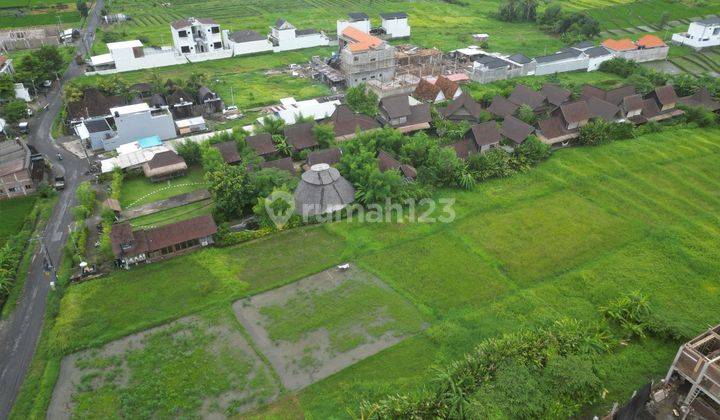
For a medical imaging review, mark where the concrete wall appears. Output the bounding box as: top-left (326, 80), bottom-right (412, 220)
top-left (272, 31), bottom-right (329, 52)
top-left (222, 31), bottom-right (273, 55)
top-left (111, 46), bottom-right (187, 72)
top-left (470, 66), bottom-right (509, 84)
top-left (340, 46), bottom-right (395, 87)
top-left (381, 18), bottom-right (410, 38)
top-left (613, 47), bottom-right (668, 63)
top-left (171, 25), bottom-right (193, 53)
top-left (587, 54), bottom-right (613, 71)
top-left (534, 56), bottom-right (589, 76)
top-left (0, 169), bottom-right (34, 199)
top-left (337, 20), bottom-right (371, 35)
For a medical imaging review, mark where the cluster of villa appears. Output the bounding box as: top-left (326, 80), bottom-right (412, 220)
top-left (460, 34), bottom-right (669, 84)
top-left (88, 13), bottom-right (411, 75)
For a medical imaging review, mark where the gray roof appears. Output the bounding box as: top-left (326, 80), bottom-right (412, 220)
top-left (294, 164), bottom-right (355, 217)
top-left (572, 41), bottom-right (595, 49)
top-left (560, 47), bottom-right (584, 56)
top-left (584, 46), bottom-right (612, 58)
top-left (380, 12), bottom-right (408, 19)
top-left (348, 12), bottom-right (369, 21)
top-left (84, 118), bottom-right (111, 133)
top-left (296, 28), bottom-right (319, 36)
top-left (534, 50), bottom-right (584, 63)
top-left (228, 30), bottom-right (266, 43)
top-left (475, 55), bottom-right (511, 69)
top-left (697, 16), bottom-right (720, 26)
top-left (507, 53), bottom-right (531, 64)
top-left (380, 94), bottom-right (411, 119)
top-left (0, 140), bottom-right (27, 166)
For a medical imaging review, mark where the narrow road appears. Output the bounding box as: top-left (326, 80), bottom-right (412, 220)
top-left (0, 2), bottom-right (103, 417)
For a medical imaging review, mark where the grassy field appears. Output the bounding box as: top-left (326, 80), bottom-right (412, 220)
top-left (81, 47), bottom-right (332, 110)
top-left (119, 166), bottom-right (207, 208)
top-left (0, 0), bottom-right (82, 29)
top-left (129, 200), bottom-right (213, 228)
top-left (0, 195), bottom-right (36, 245)
top-left (24, 126), bottom-right (720, 418)
top-left (96, 0), bottom-right (719, 55)
top-left (56, 308), bottom-right (279, 418)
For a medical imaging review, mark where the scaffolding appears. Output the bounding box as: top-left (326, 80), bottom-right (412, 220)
top-left (666, 324), bottom-right (720, 411)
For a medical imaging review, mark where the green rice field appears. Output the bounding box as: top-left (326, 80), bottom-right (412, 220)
top-left (0, 195), bottom-right (35, 246)
top-left (95, 0), bottom-right (720, 55)
top-left (0, 0), bottom-right (82, 29)
top-left (14, 126), bottom-right (720, 419)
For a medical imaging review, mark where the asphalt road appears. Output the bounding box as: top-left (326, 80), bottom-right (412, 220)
top-left (0, 2), bottom-right (103, 417)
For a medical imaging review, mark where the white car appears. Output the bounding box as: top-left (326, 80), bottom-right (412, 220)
top-left (223, 106), bottom-right (242, 120)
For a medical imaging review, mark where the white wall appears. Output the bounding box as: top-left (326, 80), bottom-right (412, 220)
top-left (273, 31), bottom-right (330, 52)
top-left (336, 19), bottom-right (371, 35)
top-left (587, 54), bottom-right (613, 71)
top-left (171, 25), bottom-right (194, 53)
top-left (222, 32), bottom-right (273, 56)
top-left (100, 46), bottom-right (187, 73)
top-left (382, 18), bottom-right (410, 38)
top-left (672, 22), bottom-right (720, 49)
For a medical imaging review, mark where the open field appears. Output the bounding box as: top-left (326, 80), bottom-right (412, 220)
top-left (233, 266), bottom-right (425, 390)
top-left (48, 308), bottom-right (279, 418)
top-left (80, 48), bottom-right (333, 110)
top-left (119, 166), bottom-right (207, 208)
top-left (0, 0), bottom-right (82, 29)
top-left (27, 126), bottom-right (720, 418)
top-left (0, 195), bottom-right (35, 245)
top-left (128, 199), bottom-right (213, 227)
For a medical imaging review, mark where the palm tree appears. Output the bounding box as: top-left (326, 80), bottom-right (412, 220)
top-left (272, 135), bottom-right (293, 157)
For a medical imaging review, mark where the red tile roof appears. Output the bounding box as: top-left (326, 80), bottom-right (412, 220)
top-left (636, 34), bottom-right (666, 49)
top-left (602, 39), bottom-right (637, 51)
top-left (342, 26), bottom-right (383, 52)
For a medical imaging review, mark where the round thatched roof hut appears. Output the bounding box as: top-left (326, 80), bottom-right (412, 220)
top-left (294, 163), bottom-right (355, 217)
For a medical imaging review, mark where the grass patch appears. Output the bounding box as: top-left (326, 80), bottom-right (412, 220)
top-left (129, 200), bottom-right (213, 227)
top-left (0, 195), bottom-right (36, 245)
top-left (65, 308), bottom-right (278, 418)
top-left (119, 166), bottom-right (207, 208)
top-left (22, 127), bottom-right (720, 418)
top-left (258, 270), bottom-right (424, 354)
top-left (49, 226), bottom-right (347, 353)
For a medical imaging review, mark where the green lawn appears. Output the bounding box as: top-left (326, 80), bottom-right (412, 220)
top-left (67, 308), bottom-right (278, 419)
top-left (0, 195), bottom-right (35, 245)
top-left (119, 166), bottom-right (207, 208)
top-left (128, 200), bottom-right (213, 228)
top-left (20, 126), bottom-right (720, 418)
top-left (258, 269), bottom-right (424, 354)
top-left (80, 48), bottom-right (333, 110)
top-left (49, 226), bottom-right (348, 353)
top-left (0, 0), bottom-right (82, 29)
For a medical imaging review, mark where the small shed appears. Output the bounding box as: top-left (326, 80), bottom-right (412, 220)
top-left (175, 116), bottom-right (207, 135)
top-left (142, 151), bottom-right (188, 182)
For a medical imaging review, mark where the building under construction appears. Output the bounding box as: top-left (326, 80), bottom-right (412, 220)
top-left (663, 324), bottom-right (720, 418)
top-left (605, 324), bottom-right (720, 420)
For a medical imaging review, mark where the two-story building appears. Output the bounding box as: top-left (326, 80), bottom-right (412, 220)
top-left (97, 103), bottom-right (176, 151)
top-left (672, 17), bottom-right (720, 50)
top-left (380, 12), bottom-right (410, 39)
top-left (0, 139), bottom-right (38, 200)
top-left (336, 12), bottom-right (371, 36)
top-left (171, 17), bottom-right (224, 54)
top-left (339, 26), bottom-right (395, 87)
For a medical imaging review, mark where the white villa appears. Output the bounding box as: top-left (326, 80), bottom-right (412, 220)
top-left (269, 19), bottom-right (330, 52)
top-left (380, 12), bottom-right (410, 39)
top-left (171, 17), bottom-right (224, 55)
top-left (336, 13), bottom-right (371, 37)
top-left (672, 17), bottom-right (720, 50)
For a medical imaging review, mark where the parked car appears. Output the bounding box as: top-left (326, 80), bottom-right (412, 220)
top-left (18, 121), bottom-right (29, 133)
top-left (54, 176), bottom-right (65, 190)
